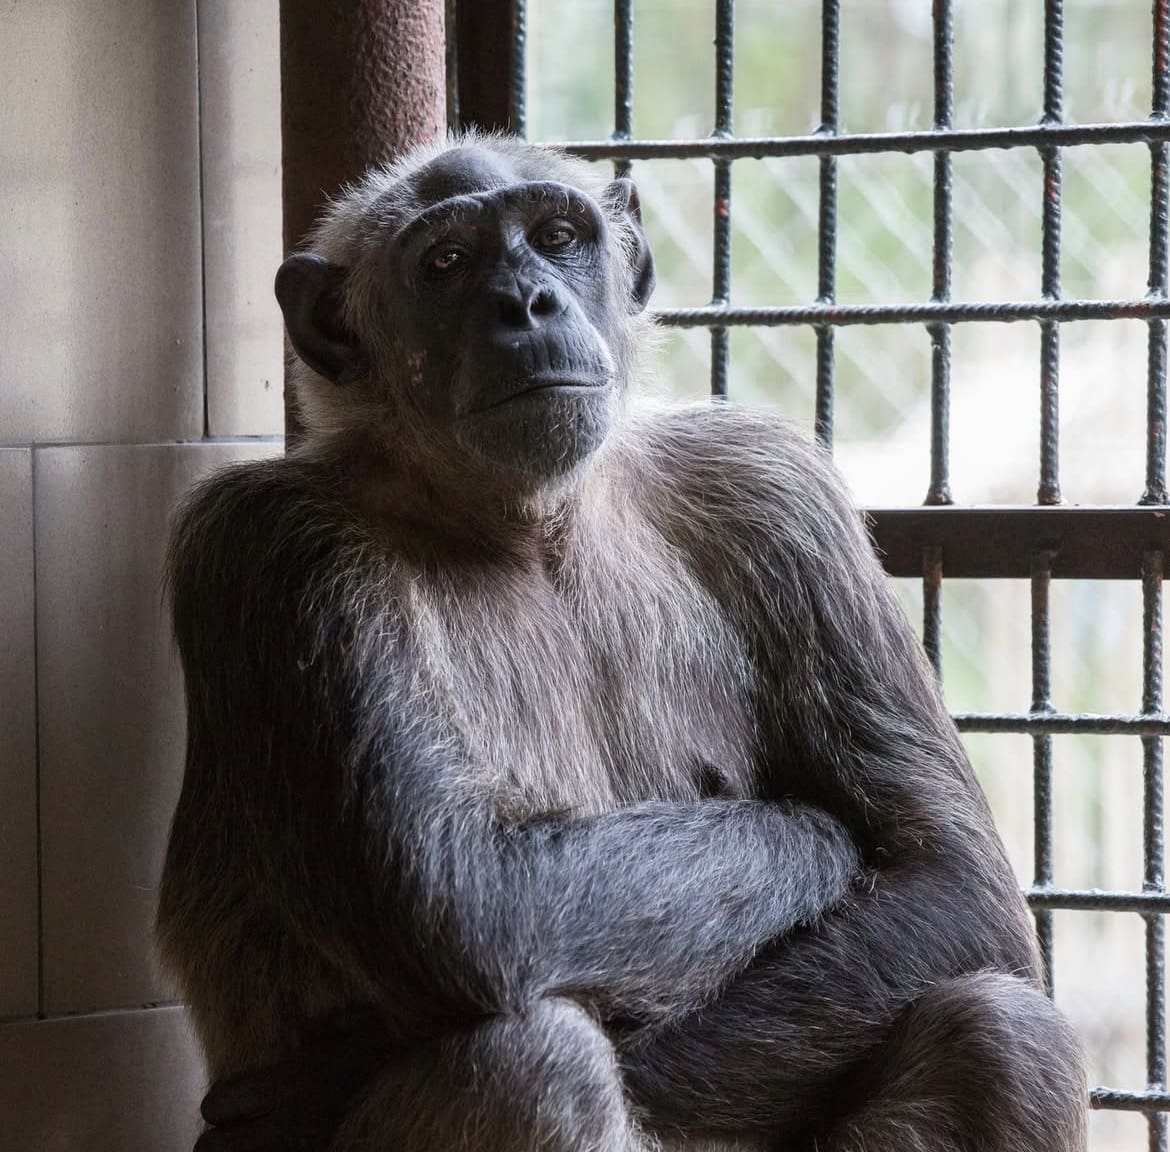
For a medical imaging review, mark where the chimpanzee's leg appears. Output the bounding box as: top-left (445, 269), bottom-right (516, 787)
top-left (620, 964), bottom-right (1085, 1152)
top-left (332, 996), bottom-right (645, 1152)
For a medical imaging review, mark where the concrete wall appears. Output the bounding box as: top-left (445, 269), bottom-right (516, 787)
top-left (0, 4), bottom-right (284, 1147)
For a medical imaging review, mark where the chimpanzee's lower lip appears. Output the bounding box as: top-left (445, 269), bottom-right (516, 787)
top-left (470, 377), bottom-right (607, 413)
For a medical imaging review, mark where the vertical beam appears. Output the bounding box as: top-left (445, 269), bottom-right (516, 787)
top-left (614, 0), bottom-right (634, 180)
top-left (445, 0), bottom-right (461, 132)
top-left (922, 544), bottom-right (943, 681)
top-left (814, 0), bottom-right (840, 448)
top-left (925, 0), bottom-right (954, 506)
top-left (1144, 0), bottom-right (1170, 506)
top-left (1038, 0), bottom-right (1064, 506)
top-left (279, 0), bottom-right (446, 436)
top-left (1144, 550), bottom-right (1167, 1152)
top-left (1030, 551), bottom-right (1056, 994)
top-left (710, 0), bottom-right (735, 400)
top-left (455, 0), bottom-right (527, 135)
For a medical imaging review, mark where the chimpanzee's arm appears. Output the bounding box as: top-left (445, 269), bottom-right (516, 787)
top-left (610, 405), bottom-right (1043, 1134)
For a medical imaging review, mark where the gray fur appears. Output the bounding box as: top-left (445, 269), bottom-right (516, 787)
top-left (159, 135), bottom-right (1086, 1152)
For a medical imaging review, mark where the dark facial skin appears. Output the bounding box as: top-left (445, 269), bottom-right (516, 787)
top-left (392, 172), bottom-right (621, 479)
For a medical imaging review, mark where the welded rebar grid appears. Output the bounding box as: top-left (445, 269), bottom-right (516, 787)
top-left (488, 0), bottom-right (1170, 1137)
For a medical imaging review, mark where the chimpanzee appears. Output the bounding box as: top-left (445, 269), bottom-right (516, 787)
top-left (160, 134), bottom-right (1086, 1152)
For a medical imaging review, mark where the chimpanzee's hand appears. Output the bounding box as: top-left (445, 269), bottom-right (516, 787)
top-left (192, 1010), bottom-right (390, 1152)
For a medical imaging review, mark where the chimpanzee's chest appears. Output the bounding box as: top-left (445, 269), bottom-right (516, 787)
top-left (406, 556), bottom-right (759, 821)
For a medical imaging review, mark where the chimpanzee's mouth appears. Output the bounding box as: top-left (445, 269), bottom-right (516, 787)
top-left (470, 376), bottom-right (609, 414)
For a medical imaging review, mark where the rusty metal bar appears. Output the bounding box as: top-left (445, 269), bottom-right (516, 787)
top-left (868, 507), bottom-right (1170, 579)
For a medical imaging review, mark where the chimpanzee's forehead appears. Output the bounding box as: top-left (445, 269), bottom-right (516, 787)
top-left (409, 148), bottom-right (522, 207)
top-left (392, 179), bottom-right (602, 251)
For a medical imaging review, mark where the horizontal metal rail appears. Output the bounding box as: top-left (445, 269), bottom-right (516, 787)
top-left (652, 298), bottom-right (1170, 329)
top-left (1028, 888), bottom-right (1170, 914)
top-left (866, 506), bottom-right (1170, 579)
top-left (1092, 1088), bottom-right (1170, 1113)
top-left (955, 713), bottom-right (1170, 736)
top-left (565, 119), bottom-right (1170, 162)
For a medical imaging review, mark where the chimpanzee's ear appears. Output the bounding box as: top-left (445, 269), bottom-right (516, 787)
top-left (274, 254), bottom-right (366, 383)
top-left (602, 178), bottom-right (656, 314)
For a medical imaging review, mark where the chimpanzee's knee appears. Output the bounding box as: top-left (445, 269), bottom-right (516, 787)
top-left (826, 972), bottom-right (1086, 1152)
top-left (333, 996), bottom-right (642, 1152)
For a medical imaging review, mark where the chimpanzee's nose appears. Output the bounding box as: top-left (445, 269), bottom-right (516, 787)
top-left (489, 276), bottom-right (567, 329)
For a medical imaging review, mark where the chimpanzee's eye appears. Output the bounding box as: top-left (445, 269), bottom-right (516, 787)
top-left (534, 222), bottom-right (577, 253)
top-left (430, 247), bottom-right (466, 273)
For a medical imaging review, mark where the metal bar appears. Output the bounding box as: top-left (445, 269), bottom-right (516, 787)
top-left (1145, 0), bottom-right (1170, 506)
top-left (613, 0), bottom-right (633, 179)
top-left (565, 119), bottom-right (1170, 161)
top-left (1094, 1088), bottom-right (1170, 1114)
top-left (454, 0), bottom-right (524, 134)
top-left (714, 0), bottom-right (734, 137)
top-left (1038, 0), bottom-right (1064, 506)
top-left (866, 506), bottom-right (1170, 579)
top-left (955, 713), bottom-right (1170, 736)
top-left (814, 0), bottom-right (841, 449)
top-left (922, 544), bottom-right (943, 679)
top-left (710, 0), bottom-right (735, 399)
top-left (510, 0), bottom-right (527, 137)
top-left (926, 0), bottom-right (954, 505)
top-left (1145, 550), bottom-right (1167, 1152)
top-left (652, 297), bottom-right (1170, 328)
top-left (1031, 552), bottom-right (1056, 992)
top-left (1028, 888), bottom-right (1170, 913)
top-left (445, 0), bottom-right (460, 131)
top-left (709, 329), bottom-right (730, 398)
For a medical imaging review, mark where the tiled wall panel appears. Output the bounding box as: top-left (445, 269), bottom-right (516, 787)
top-left (36, 442), bottom-right (282, 1015)
top-left (0, 450), bottom-right (38, 1019)
top-left (0, 1), bottom-right (203, 444)
top-left (199, 0), bottom-right (286, 437)
top-left (0, 1007), bottom-right (204, 1152)
top-left (2, 3), bottom-right (287, 1147)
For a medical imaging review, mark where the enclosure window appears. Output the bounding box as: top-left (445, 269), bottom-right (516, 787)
top-left (449, 1), bottom-right (1170, 1148)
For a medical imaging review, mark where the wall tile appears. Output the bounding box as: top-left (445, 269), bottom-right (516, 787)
top-left (0, 1007), bottom-right (203, 1152)
top-left (36, 441), bottom-right (282, 1014)
top-left (0, 3), bottom-right (202, 444)
top-left (199, 0), bottom-right (286, 438)
top-left (0, 450), bottom-right (37, 1019)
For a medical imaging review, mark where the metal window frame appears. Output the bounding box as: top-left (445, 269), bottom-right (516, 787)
top-left (454, 0), bottom-right (1170, 1136)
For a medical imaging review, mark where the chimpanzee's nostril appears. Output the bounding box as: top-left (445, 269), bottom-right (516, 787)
top-left (531, 287), bottom-right (559, 318)
top-left (497, 293), bottom-right (530, 328)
